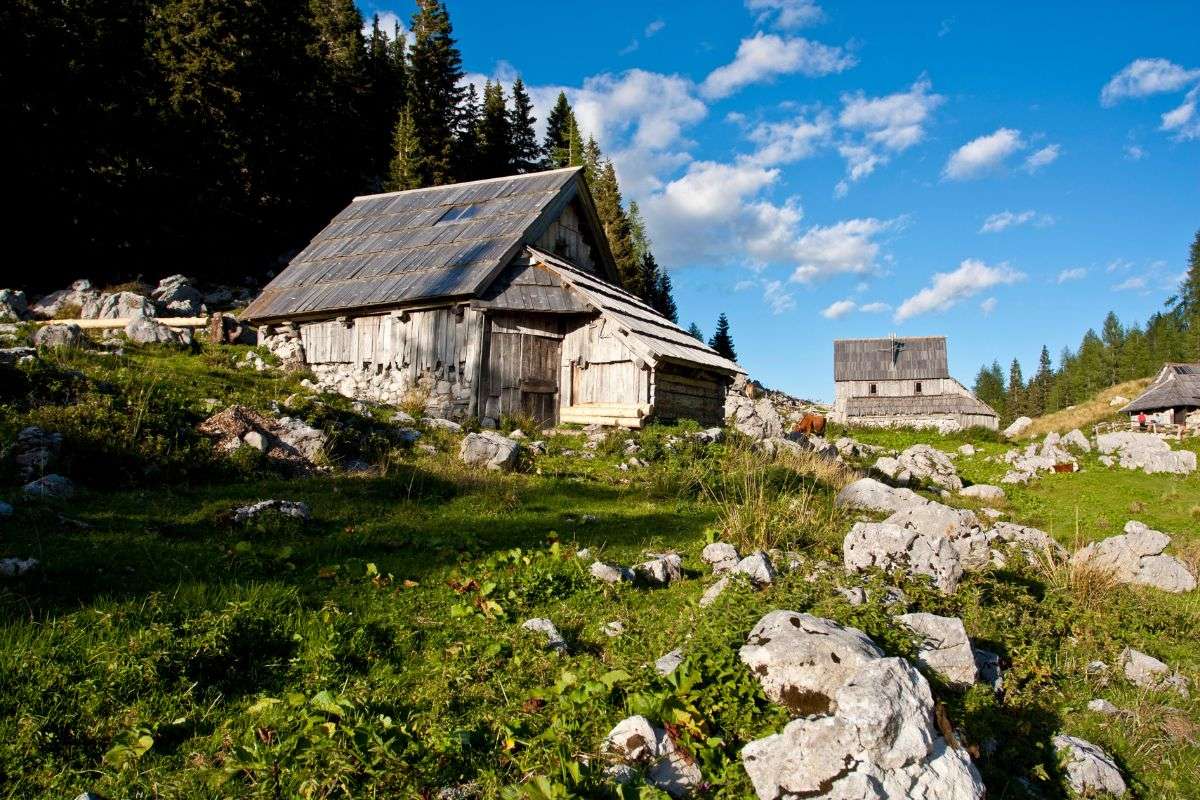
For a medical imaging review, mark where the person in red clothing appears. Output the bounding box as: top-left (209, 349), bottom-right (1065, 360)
top-left (1137, 411), bottom-right (1148, 430)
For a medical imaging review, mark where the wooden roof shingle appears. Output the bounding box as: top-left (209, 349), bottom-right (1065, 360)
top-left (1122, 363), bottom-right (1200, 413)
top-left (845, 393), bottom-right (997, 418)
top-left (834, 336), bottom-right (950, 381)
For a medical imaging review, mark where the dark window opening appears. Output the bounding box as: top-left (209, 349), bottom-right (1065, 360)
top-left (869, 383), bottom-right (877, 395)
top-left (915, 381), bottom-right (922, 394)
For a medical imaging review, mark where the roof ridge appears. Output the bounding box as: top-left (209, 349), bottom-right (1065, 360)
top-left (352, 168), bottom-right (581, 202)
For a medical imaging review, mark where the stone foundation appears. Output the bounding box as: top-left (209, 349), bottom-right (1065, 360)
top-left (307, 362), bottom-right (473, 419)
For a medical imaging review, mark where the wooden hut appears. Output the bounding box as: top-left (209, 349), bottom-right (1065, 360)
top-left (830, 335), bottom-right (998, 430)
top-left (243, 168), bottom-right (742, 427)
top-left (1120, 363), bottom-right (1200, 427)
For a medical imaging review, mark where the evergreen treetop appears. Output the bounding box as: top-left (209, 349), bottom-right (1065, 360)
top-left (708, 313), bottom-right (737, 361)
top-left (509, 77), bottom-right (541, 173)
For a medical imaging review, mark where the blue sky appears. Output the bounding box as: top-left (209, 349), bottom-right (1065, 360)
top-left (364, 0), bottom-right (1200, 400)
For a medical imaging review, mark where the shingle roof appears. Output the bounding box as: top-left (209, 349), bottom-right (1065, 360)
top-left (476, 254), bottom-right (591, 313)
top-left (244, 168), bottom-right (607, 321)
top-left (1122, 363), bottom-right (1200, 413)
top-left (527, 247), bottom-right (744, 376)
top-left (845, 393), bottom-right (997, 418)
top-left (834, 336), bottom-right (949, 381)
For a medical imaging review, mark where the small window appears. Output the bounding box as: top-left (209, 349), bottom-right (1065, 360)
top-left (869, 383), bottom-right (877, 395)
top-left (915, 381), bottom-right (922, 395)
top-left (435, 203), bottom-right (485, 224)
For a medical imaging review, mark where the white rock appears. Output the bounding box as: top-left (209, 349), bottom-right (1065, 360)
top-left (635, 553), bottom-right (683, 586)
top-left (734, 551), bottom-right (776, 586)
top-left (459, 431), bottom-right (520, 471)
top-left (275, 417), bottom-right (328, 462)
top-left (701, 542), bottom-right (740, 574)
top-left (0, 557), bottom-right (39, 577)
top-left (590, 561), bottom-right (633, 584)
top-left (895, 444), bottom-right (963, 491)
top-left (883, 501), bottom-right (980, 541)
top-left (1062, 428), bottom-right (1091, 452)
top-left (1053, 735), bottom-right (1126, 797)
top-left (232, 499), bottom-right (310, 524)
top-left (422, 417), bottom-right (463, 432)
top-left (844, 522), bottom-right (964, 594)
top-left (699, 576), bottom-right (731, 608)
top-left (507, 429), bottom-right (527, 440)
top-left (957, 444), bottom-right (976, 457)
top-left (521, 618), bottom-right (567, 653)
top-left (873, 455), bottom-right (911, 485)
top-left (958, 484), bottom-right (1005, 503)
top-left (655, 648), bottom-right (685, 675)
top-left (1118, 647), bottom-right (1189, 696)
top-left (896, 613), bottom-right (979, 687)
top-left (1003, 416), bottom-right (1033, 438)
top-left (1095, 431), bottom-right (1196, 475)
top-left (603, 621), bottom-right (625, 637)
top-left (1071, 522), bottom-right (1196, 593)
top-left (33, 323), bottom-right (84, 350)
top-left (739, 611), bottom-right (884, 714)
top-left (1109, 395), bottom-right (1129, 407)
top-left (242, 431), bottom-right (268, 452)
top-left (835, 478), bottom-right (930, 514)
top-left (1087, 699), bottom-right (1120, 715)
top-left (605, 715), bottom-right (702, 798)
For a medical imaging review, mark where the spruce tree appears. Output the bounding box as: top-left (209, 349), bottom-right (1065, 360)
top-left (365, 16), bottom-right (406, 181)
top-left (654, 269), bottom-right (679, 323)
top-left (687, 323), bottom-right (704, 341)
top-left (708, 313), bottom-right (737, 361)
top-left (387, 105), bottom-right (421, 191)
top-left (627, 201), bottom-right (650, 264)
top-left (542, 91), bottom-right (574, 168)
top-left (1006, 359), bottom-right (1026, 420)
top-left (406, 0), bottom-right (463, 186)
top-left (582, 136), bottom-right (603, 186)
top-left (972, 360), bottom-right (1007, 418)
top-left (1030, 345), bottom-right (1053, 415)
top-left (509, 77), bottom-right (541, 173)
top-left (452, 82), bottom-right (481, 181)
top-left (591, 158), bottom-right (639, 292)
top-left (476, 80), bottom-right (513, 178)
top-left (567, 117), bottom-right (585, 167)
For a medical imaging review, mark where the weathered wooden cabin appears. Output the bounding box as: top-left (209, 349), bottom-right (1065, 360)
top-left (243, 168), bottom-right (742, 427)
top-left (1120, 363), bottom-right (1200, 427)
top-left (830, 335), bottom-right (998, 431)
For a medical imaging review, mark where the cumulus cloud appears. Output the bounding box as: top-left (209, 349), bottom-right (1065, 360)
top-left (701, 33), bottom-right (856, 99)
top-left (1113, 276), bottom-right (1147, 291)
top-left (980, 209), bottom-right (1054, 233)
top-left (1100, 58), bottom-right (1200, 106)
top-left (1024, 143), bottom-right (1061, 172)
top-left (821, 299), bottom-right (858, 319)
top-left (1057, 267), bottom-right (1087, 283)
top-left (744, 112), bottom-right (835, 165)
top-left (894, 259), bottom-right (1024, 321)
top-left (942, 128), bottom-right (1025, 180)
top-left (762, 279), bottom-right (797, 314)
top-left (979, 297), bottom-right (997, 315)
top-left (834, 77), bottom-right (943, 191)
top-left (1161, 85), bottom-right (1200, 140)
top-left (859, 301), bottom-right (890, 313)
top-left (788, 218), bottom-right (898, 282)
top-left (746, 0), bottom-right (825, 28)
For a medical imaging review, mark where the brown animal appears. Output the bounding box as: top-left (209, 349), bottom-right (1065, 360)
top-left (793, 413), bottom-right (827, 437)
top-left (1052, 462), bottom-right (1077, 473)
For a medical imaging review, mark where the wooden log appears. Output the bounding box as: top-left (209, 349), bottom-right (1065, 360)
top-left (32, 316), bottom-right (209, 330)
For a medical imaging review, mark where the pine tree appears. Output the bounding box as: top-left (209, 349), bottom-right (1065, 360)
top-left (509, 77), bottom-right (541, 173)
top-left (972, 360), bottom-right (1007, 419)
top-left (386, 105), bottom-right (420, 191)
top-left (654, 269), bottom-right (679, 323)
top-left (708, 313), bottom-right (737, 361)
top-left (542, 91), bottom-right (574, 168)
top-left (687, 323), bottom-right (704, 342)
top-left (627, 201), bottom-right (650, 264)
top-left (1006, 359), bottom-right (1026, 420)
top-left (476, 80), bottom-right (513, 178)
top-left (406, 0), bottom-right (463, 186)
top-left (591, 158), bottom-right (639, 292)
top-left (452, 82), bottom-right (481, 181)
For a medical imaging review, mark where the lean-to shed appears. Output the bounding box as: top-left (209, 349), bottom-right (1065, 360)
top-left (243, 168), bottom-right (742, 427)
top-left (830, 335), bottom-right (998, 431)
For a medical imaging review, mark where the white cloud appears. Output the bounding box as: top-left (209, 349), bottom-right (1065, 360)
top-left (859, 301), bottom-right (890, 313)
top-left (1106, 258), bottom-right (1133, 273)
top-left (746, 0), bottom-right (825, 29)
top-left (701, 33), bottom-right (856, 99)
top-left (363, 10), bottom-right (408, 40)
top-left (980, 297), bottom-right (997, 315)
top-left (1100, 58), bottom-right (1200, 106)
top-left (734, 279), bottom-right (758, 291)
top-left (1057, 267), bottom-right (1087, 283)
top-left (645, 19), bottom-right (666, 37)
top-left (937, 18), bottom-right (953, 37)
top-left (1113, 276), bottom-right (1147, 291)
top-left (942, 128), bottom-right (1024, 180)
top-left (821, 299), bottom-right (858, 319)
top-left (788, 218), bottom-right (898, 282)
top-left (980, 209), bottom-right (1054, 233)
top-left (1125, 143), bottom-right (1147, 160)
top-left (744, 112), bottom-right (834, 165)
top-left (762, 280), bottom-right (797, 314)
top-left (1161, 86), bottom-right (1200, 140)
top-left (833, 78), bottom-right (943, 192)
top-left (619, 39), bottom-right (640, 55)
top-left (894, 259), bottom-right (1024, 321)
top-left (1024, 143), bottom-right (1061, 172)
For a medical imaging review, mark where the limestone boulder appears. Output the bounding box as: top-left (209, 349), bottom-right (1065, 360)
top-left (152, 275), bottom-right (206, 316)
top-left (699, 576), bottom-right (731, 608)
top-left (896, 613), bottom-right (979, 687)
top-left (1062, 428), bottom-right (1091, 452)
top-left (835, 478), bottom-right (930, 514)
top-left (1071, 521), bottom-right (1196, 593)
top-left (1096, 431), bottom-right (1196, 475)
top-left (33, 323), bottom-right (84, 350)
top-left (1118, 647), bottom-right (1189, 696)
top-left (85, 291), bottom-right (155, 320)
top-left (459, 431), bottom-right (520, 471)
top-left (734, 551), bottom-right (776, 586)
top-left (0, 289), bottom-right (30, 322)
top-left (873, 455), bottom-right (911, 485)
top-left (521, 618), bottom-right (567, 653)
top-left (275, 417), bottom-right (328, 462)
top-left (635, 553), bottom-right (683, 586)
top-left (125, 315), bottom-right (186, 345)
top-left (843, 522), bottom-right (963, 594)
top-left (895, 444), bottom-right (962, 491)
top-left (883, 501), bottom-right (980, 541)
top-left (1003, 416), bottom-right (1032, 438)
top-left (23, 474), bottom-right (74, 500)
top-left (1053, 735), bottom-right (1126, 797)
top-left (604, 715), bottom-right (702, 798)
top-left (957, 444), bottom-right (976, 457)
top-left (958, 484), bottom-right (1005, 504)
top-left (739, 611), bottom-right (884, 714)
top-left (232, 499), bottom-right (310, 524)
top-left (726, 390), bottom-right (784, 440)
top-left (701, 542), bottom-right (740, 575)
top-left (31, 280), bottom-right (101, 319)
top-left (741, 657), bottom-right (984, 800)
top-left (590, 561), bottom-right (634, 584)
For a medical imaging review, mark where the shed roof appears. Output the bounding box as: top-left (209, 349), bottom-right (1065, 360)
top-left (845, 392), bottom-right (997, 419)
top-left (243, 168), bottom-right (615, 321)
top-left (527, 247), bottom-right (744, 376)
top-left (1121, 363), bottom-right (1200, 413)
top-left (834, 336), bottom-right (949, 381)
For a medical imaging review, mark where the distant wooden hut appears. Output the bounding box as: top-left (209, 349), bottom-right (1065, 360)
top-left (830, 335), bottom-right (998, 431)
top-left (243, 168), bottom-right (742, 427)
top-left (1120, 363), bottom-right (1200, 427)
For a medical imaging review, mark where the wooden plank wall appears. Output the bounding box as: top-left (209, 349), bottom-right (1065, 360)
top-left (481, 313), bottom-right (563, 424)
top-left (560, 317), bottom-right (644, 408)
top-left (653, 366), bottom-right (727, 426)
top-left (535, 201), bottom-right (597, 273)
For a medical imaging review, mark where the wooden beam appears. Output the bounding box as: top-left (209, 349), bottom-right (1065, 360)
top-left (32, 316), bottom-right (209, 330)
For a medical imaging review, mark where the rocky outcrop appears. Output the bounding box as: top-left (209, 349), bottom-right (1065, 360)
top-left (1071, 521), bottom-right (1196, 593)
top-left (1095, 431), bottom-right (1196, 475)
top-left (604, 715), bottom-right (702, 798)
top-left (458, 431), bottom-right (520, 471)
top-left (0, 289), bottom-right (30, 322)
top-left (1053, 735), bottom-right (1126, 797)
top-left (1002, 416), bottom-right (1032, 438)
top-left (1001, 435), bottom-right (1078, 484)
top-left (1118, 647), bottom-right (1189, 696)
top-left (843, 522), bottom-right (963, 594)
top-left (896, 613), bottom-right (979, 686)
top-left (33, 323), bottom-right (84, 350)
top-left (835, 478), bottom-right (930, 514)
top-left (726, 392), bottom-right (785, 440)
top-left (883, 501), bottom-right (980, 541)
top-left (198, 405), bottom-right (327, 472)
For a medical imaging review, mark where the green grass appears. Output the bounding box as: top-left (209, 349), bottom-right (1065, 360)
top-left (0, 348), bottom-right (1198, 798)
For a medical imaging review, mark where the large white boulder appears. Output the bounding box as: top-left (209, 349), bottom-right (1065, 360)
top-left (958, 484), bottom-right (1005, 504)
top-left (844, 522), bottom-right (963, 593)
top-left (835, 478), bottom-right (930, 514)
top-left (1003, 416), bottom-right (1032, 438)
top-left (741, 657), bottom-right (984, 800)
top-left (739, 611), bottom-right (884, 714)
top-left (1062, 428), bottom-right (1091, 452)
top-left (1118, 647), bottom-right (1189, 696)
top-left (33, 323), bottom-right (84, 350)
top-left (896, 613), bottom-right (979, 687)
top-left (30, 280), bottom-right (100, 319)
top-left (883, 501), bottom-right (980, 541)
top-left (1053, 735), bottom-right (1126, 797)
top-left (1071, 521), bottom-right (1196, 593)
top-left (85, 291), bottom-right (155, 320)
top-left (895, 444), bottom-right (962, 491)
top-left (125, 316), bottom-right (186, 345)
top-left (1095, 431), bottom-right (1196, 475)
top-left (459, 431), bottom-right (520, 471)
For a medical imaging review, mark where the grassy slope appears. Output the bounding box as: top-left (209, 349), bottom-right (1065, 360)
top-left (1023, 378), bottom-right (1153, 439)
top-left (0, 348), bottom-right (1197, 799)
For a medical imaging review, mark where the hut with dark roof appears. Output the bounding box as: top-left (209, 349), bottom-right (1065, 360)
top-left (243, 168), bottom-right (742, 427)
top-left (830, 335), bottom-right (998, 431)
top-left (1120, 363), bottom-right (1200, 427)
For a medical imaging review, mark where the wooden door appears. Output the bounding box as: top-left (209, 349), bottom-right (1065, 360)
top-left (482, 314), bottom-right (562, 427)
top-left (519, 335), bottom-right (561, 426)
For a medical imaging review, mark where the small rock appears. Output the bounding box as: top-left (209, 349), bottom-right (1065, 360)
top-left (1087, 699), bottom-right (1120, 715)
top-left (837, 586), bottom-right (867, 605)
top-left (896, 612), bottom-right (979, 687)
top-left (655, 648), bottom-right (685, 676)
top-left (974, 648), bottom-right (1003, 692)
top-left (0, 289), bottom-right (30, 321)
top-left (1053, 735), bottom-right (1126, 798)
top-left (521, 618), bottom-right (567, 653)
top-left (459, 431), bottom-right (520, 471)
top-left (0, 557), bottom-right (39, 577)
top-left (242, 431), bottom-right (268, 452)
top-left (422, 417), bottom-right (463, 432)
top-left (699, 576), bottom-right (730, 608)
top-left (590, 561), bottom-right (633, 584)
top-left (701, 541), bottom-right (740, 574)
top-left (1118, 647), bottom-right (1189, 696)
top-left (33, 323), bottom-right (84, 350)
top-left (957, 444), bottom-right (976, 457)
top-left (22, 474), bottom-right (74, 500)
top-left (604, 715), bottom-right (702, 798)
top-left (958, 484), bottom-right (1005, 503)
top-left (232, 499), bottom-right (310, 524)
top-left (734, 551), bottom-right (776, 586)
top-left (508, 429), bottom-right (527, 440)
top-left (603, 621), bottom-right (625, 637)
top-left (635, 553), bottom-right (683, 586)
